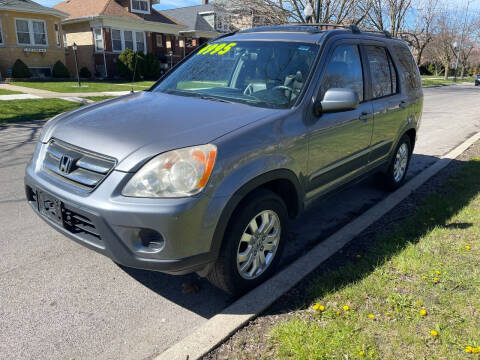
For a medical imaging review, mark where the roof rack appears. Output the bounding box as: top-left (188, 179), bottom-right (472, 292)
top-left (288, 23), bottom-right (361, 33)
top-left (282, 23), bottom-right (393, 38)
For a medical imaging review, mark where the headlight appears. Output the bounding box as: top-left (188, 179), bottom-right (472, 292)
top-left (122, 144), bottom-right (217, 198)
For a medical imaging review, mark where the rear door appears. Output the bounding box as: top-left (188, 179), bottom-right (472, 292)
top-left (362, 42), bottom-right (409, 163)
top-left (306, 40), bottom-right (374, 198)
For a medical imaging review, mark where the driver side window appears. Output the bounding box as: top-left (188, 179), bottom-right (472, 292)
top-left (320, 44), bottom-right (364, 102)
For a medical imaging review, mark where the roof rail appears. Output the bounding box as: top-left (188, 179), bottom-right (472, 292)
top-left (288, 23), bottom-right (361, 33)
top-left (289, 23), bottom-right (394, 38)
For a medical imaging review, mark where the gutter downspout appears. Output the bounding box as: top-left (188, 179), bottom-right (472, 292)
top-left (102, 25), bottom-right (108, 78)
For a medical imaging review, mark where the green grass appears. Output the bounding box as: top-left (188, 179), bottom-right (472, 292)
top-left (422, 75), bottom-right (476, 87)
top-left (0, 89), bottom-right (23, 95)
top-left (0, 99), bottom-right (82, 124)
top-left (270, 157), bottom-right (480, 360)
top-left (83, 96), bottom-right (117, 102)
top-left (9, 81), bottom-right (155, 93)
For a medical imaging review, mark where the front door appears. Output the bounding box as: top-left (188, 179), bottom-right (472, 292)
top-left (306, 42), bottom-right (373, 199)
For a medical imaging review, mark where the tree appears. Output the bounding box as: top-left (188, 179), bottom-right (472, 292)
top-left (367, 0), bottom-right (412, 37)
top-left (400, 0), bottom-right (439, 65)
top-left (215, 0), bottom-right (374, 27)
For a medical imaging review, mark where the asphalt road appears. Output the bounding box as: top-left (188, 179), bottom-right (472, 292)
top-left (1, 84), bottom-right (479, 360)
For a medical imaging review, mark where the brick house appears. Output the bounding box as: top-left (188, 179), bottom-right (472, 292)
top-left (0, 0), bottom-right (68, 79)
top-left (53, 0), bottom-right (189, 78)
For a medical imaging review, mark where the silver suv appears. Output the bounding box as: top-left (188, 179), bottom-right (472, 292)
top-left (25, 25), bottom-right (423, 294)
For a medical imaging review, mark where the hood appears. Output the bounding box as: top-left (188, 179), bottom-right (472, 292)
top-left (46, 92), bottom-right (277, 171)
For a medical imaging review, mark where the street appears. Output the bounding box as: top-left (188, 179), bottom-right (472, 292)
top-left (1, 84), bottom-right (479, 360)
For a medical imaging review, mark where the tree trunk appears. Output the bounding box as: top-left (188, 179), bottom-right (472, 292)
top-left (444, 64), bottom-right (449, 80)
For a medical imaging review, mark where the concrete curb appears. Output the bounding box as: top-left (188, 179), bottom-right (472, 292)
top-left (156, 131), bottom-right (480, 360)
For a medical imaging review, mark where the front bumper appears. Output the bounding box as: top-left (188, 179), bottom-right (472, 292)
top-left (24, 153), bottom-right (220, 275)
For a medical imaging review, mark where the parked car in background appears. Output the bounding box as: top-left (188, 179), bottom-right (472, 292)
top-left (475, 74), bottom-right (480, 86)
top-left (25, 24), bottom-right (423, 295)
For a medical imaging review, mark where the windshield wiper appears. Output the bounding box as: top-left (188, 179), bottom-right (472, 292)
top-left (198, 95), bottom-right (233, 103)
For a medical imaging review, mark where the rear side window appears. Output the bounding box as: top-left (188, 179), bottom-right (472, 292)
top-left (365, 46), bottom-right (398, 99)
top-left (320, 44), bottom-right (364, 102)
top-left (393, 45), bottom-right (421, 91)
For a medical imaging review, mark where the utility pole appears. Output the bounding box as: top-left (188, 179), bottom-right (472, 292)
top-left (315, 0), bottom-right (321, 23)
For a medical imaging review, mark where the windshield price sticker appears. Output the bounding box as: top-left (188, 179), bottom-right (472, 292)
top-left (198, 42), bottom-right (237, 55)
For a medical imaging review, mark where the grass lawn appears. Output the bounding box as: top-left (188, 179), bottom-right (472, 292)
top-left (0, 99), bottom-right (82, 124)
top-left (422, 75), bottom-right (476, 87)
top-left (84, 96), bottom-right (117, 102)
top-left (9, 81), bottom-right (154, 93)
top-left (270, 157), bottom-right (480, 360)
top-left (0, 89), bottom-right (23, 95)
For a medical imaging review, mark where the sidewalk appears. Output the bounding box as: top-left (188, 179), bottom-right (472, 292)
top-left (0, 83), bottom-right (130, 101)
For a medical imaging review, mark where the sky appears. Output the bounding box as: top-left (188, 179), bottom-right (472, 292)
top-left (36, 0), bottom-right (202, 10)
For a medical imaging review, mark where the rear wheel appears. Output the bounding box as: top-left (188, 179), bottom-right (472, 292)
top-left (207, 189), bottom-right (288, 295)
top-left (378, 134), bottom-right (412, 191)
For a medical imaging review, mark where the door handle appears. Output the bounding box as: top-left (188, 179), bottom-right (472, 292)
top-left (399, 101), bottom-right (407, 109)
top-left (359, 111), bottom-right (369, 122)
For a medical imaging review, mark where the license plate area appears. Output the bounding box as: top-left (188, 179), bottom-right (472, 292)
top-left (37, 191), bottom-right (64, 226)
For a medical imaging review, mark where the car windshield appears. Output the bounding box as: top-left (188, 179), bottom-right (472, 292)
top-left (153, 41), bottom-right (319, 109)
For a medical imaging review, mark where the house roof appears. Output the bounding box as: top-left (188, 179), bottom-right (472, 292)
top-left (0, 0), bottom-right (68, 18)
top-left (163, 4), bottom-right (217, 32)
top-left (53, 0), bottom-right (181, 25)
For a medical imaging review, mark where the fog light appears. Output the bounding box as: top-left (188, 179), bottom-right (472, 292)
top-left (139, 229), bottom-right (165, 252)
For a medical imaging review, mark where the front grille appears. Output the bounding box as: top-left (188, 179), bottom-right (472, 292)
top-left (42, 139), bottom-right (116, 191)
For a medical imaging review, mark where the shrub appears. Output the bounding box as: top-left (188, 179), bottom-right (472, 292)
top-left (143, 53), bottom-right (161, 80)
top-left (12, 59), bottom-right (31, 78)
top-left (117, 49), bottom-right (145, 80)
top-left (79, 67), bottom-right (92, 79)
top-left (52, 60), bottom-right (70, 78)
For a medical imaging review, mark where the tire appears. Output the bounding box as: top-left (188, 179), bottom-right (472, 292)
top-left (207, 189), bottom-right (288, 296)
top-left (378, 134), bottom-right (412, 191)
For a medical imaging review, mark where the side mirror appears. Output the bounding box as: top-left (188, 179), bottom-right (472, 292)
top-left (314, 88), bottom-right (360, 116)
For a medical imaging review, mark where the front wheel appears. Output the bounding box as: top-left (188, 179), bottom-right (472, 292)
top-left (207, 189), bottom-right (288, 295)
top-left (378, 134), bottom-right (412, 191)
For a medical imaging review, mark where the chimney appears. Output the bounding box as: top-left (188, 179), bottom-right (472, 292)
top-left (203, 0), bottom-right (208, 4)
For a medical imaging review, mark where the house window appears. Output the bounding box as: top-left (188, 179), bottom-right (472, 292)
top-left (15, 19), bottom-right (47, 46)
top-left (94, 28), bottom-right (103, 51)
top-left (156, 34), bottom-right (163, 47)
top-left (0, 19), bottom-right (3, 45)
top-left (112, 29), bottom-right (146, 52)
top-left (112, 29), bottom-right (122, 51)
top-left (131, 0), bottom-right (150, 14)
top-left (136, 32), bottom-right (145, 53)
top-left (55, 23), bottom-right (61, 47)
top-left (124, 31), bottom-right (134, 50)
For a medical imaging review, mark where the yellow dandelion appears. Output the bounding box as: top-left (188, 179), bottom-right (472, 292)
top-left (385, 312), bottom-right (391, 316)
top-left (359, 350), bottom-right (365, 356)
top-left (355, 254), bottom-right (362, 259)
top-left (472, 347), bottom-right (480, 354)
top-left (313, 303), bottom-right (321, 311)
top-left (435, 270), bottom-right (441, 275)
top-left (343, 305), bottom-right (350, 311)
top-left (368, 313), bottom-right (375, 319)
top-left (420, 309), bottom-right (427, 316)
top-left (430, 330), bottom-right (438, 337)
top-left (465, 346), bottom-right (473, 353)
top-left (336, 310), bottom-right (341, 315)
top-left (465, 245), bottom-right (471, 250)
top-left (422, 275), bottom-right (427, 280)
top-left (472, 156), bottom-right (480, 161)
top-left (433, 277), bottom-right (439, 283)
